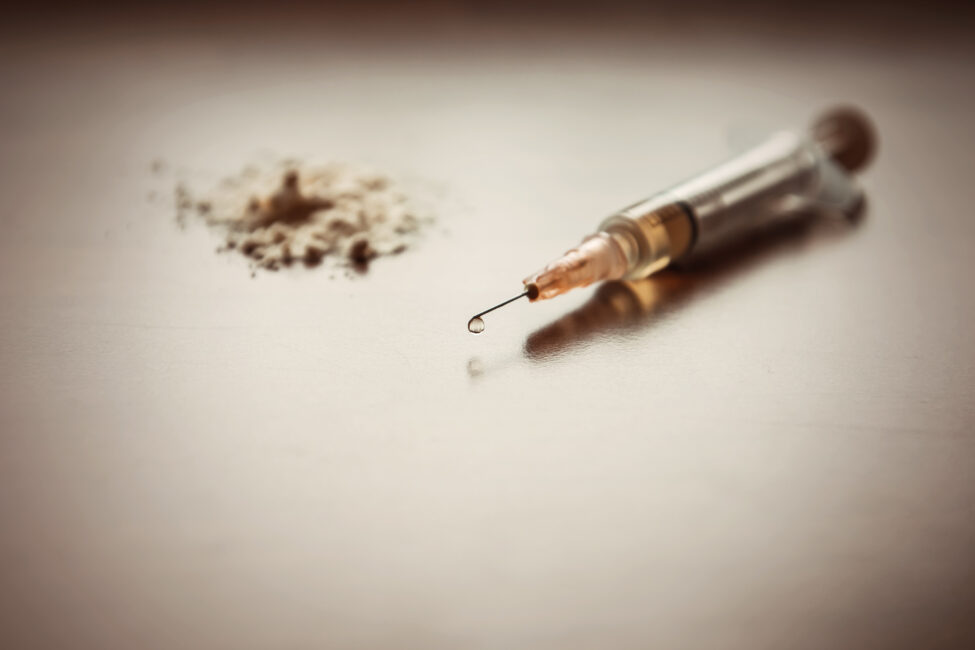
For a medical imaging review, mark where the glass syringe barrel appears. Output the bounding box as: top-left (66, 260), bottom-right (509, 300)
top-left (524, 107), bottom-right (875, 301)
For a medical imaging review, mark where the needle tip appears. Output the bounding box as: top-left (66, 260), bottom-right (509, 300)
top-left (467, 290), bottom-right (530, 334)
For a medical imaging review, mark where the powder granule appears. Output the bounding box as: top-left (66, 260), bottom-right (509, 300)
top-left (177, 159), bottom-right (430, 273)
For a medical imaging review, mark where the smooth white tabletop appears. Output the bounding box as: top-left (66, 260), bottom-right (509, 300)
top-left (1, 9), bottom-right (973, 649)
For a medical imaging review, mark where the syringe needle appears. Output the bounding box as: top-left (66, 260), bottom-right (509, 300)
top-left (468, 290), bottom-right (531, 334)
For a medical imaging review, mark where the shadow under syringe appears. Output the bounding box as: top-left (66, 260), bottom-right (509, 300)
top-left (523, 205), bottom-right (865, 361)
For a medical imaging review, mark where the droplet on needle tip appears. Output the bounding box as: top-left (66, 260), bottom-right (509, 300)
top-left (467, 290), bottom-right (530, 334)
top-left (468, 317), bottom-right (485, 334)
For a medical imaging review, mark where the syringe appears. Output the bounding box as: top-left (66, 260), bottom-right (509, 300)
top-left (468, 107), bottom-right (875, 333)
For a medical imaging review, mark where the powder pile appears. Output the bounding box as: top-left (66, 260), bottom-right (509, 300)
top-left (174, 159), bottom-right (429, 272)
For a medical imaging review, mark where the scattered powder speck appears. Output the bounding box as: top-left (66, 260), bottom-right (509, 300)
top-left (171, 159), bottom-right (433, 273)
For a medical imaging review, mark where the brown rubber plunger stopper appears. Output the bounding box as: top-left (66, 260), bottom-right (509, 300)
top-left (811, 106), bottom-right (877, 173)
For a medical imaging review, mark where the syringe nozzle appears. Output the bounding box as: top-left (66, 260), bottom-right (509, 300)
top-left (523, 233), bottom-right (629, 301)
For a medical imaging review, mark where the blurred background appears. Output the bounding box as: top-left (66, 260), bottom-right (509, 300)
top-left (1, 2), bottom-right (974, 649)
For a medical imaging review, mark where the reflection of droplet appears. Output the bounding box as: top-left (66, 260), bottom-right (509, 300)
top-left (466, 357), bottom-right (484, 378)
top-left (467, 316), bottom-right (485, 334)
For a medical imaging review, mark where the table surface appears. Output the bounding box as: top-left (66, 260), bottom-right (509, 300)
top-left (1, 9), bottom-right (974, 649)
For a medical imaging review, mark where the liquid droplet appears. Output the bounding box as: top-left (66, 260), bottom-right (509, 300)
top-left (467, 316), bottom-right (485, 334)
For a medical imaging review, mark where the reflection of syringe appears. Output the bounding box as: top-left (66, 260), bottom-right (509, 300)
top-left (468, 107), bottom-right (875, 333)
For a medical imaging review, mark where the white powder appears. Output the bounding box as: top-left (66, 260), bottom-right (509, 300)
top-left (174, 159), bottom-right (431, 272)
